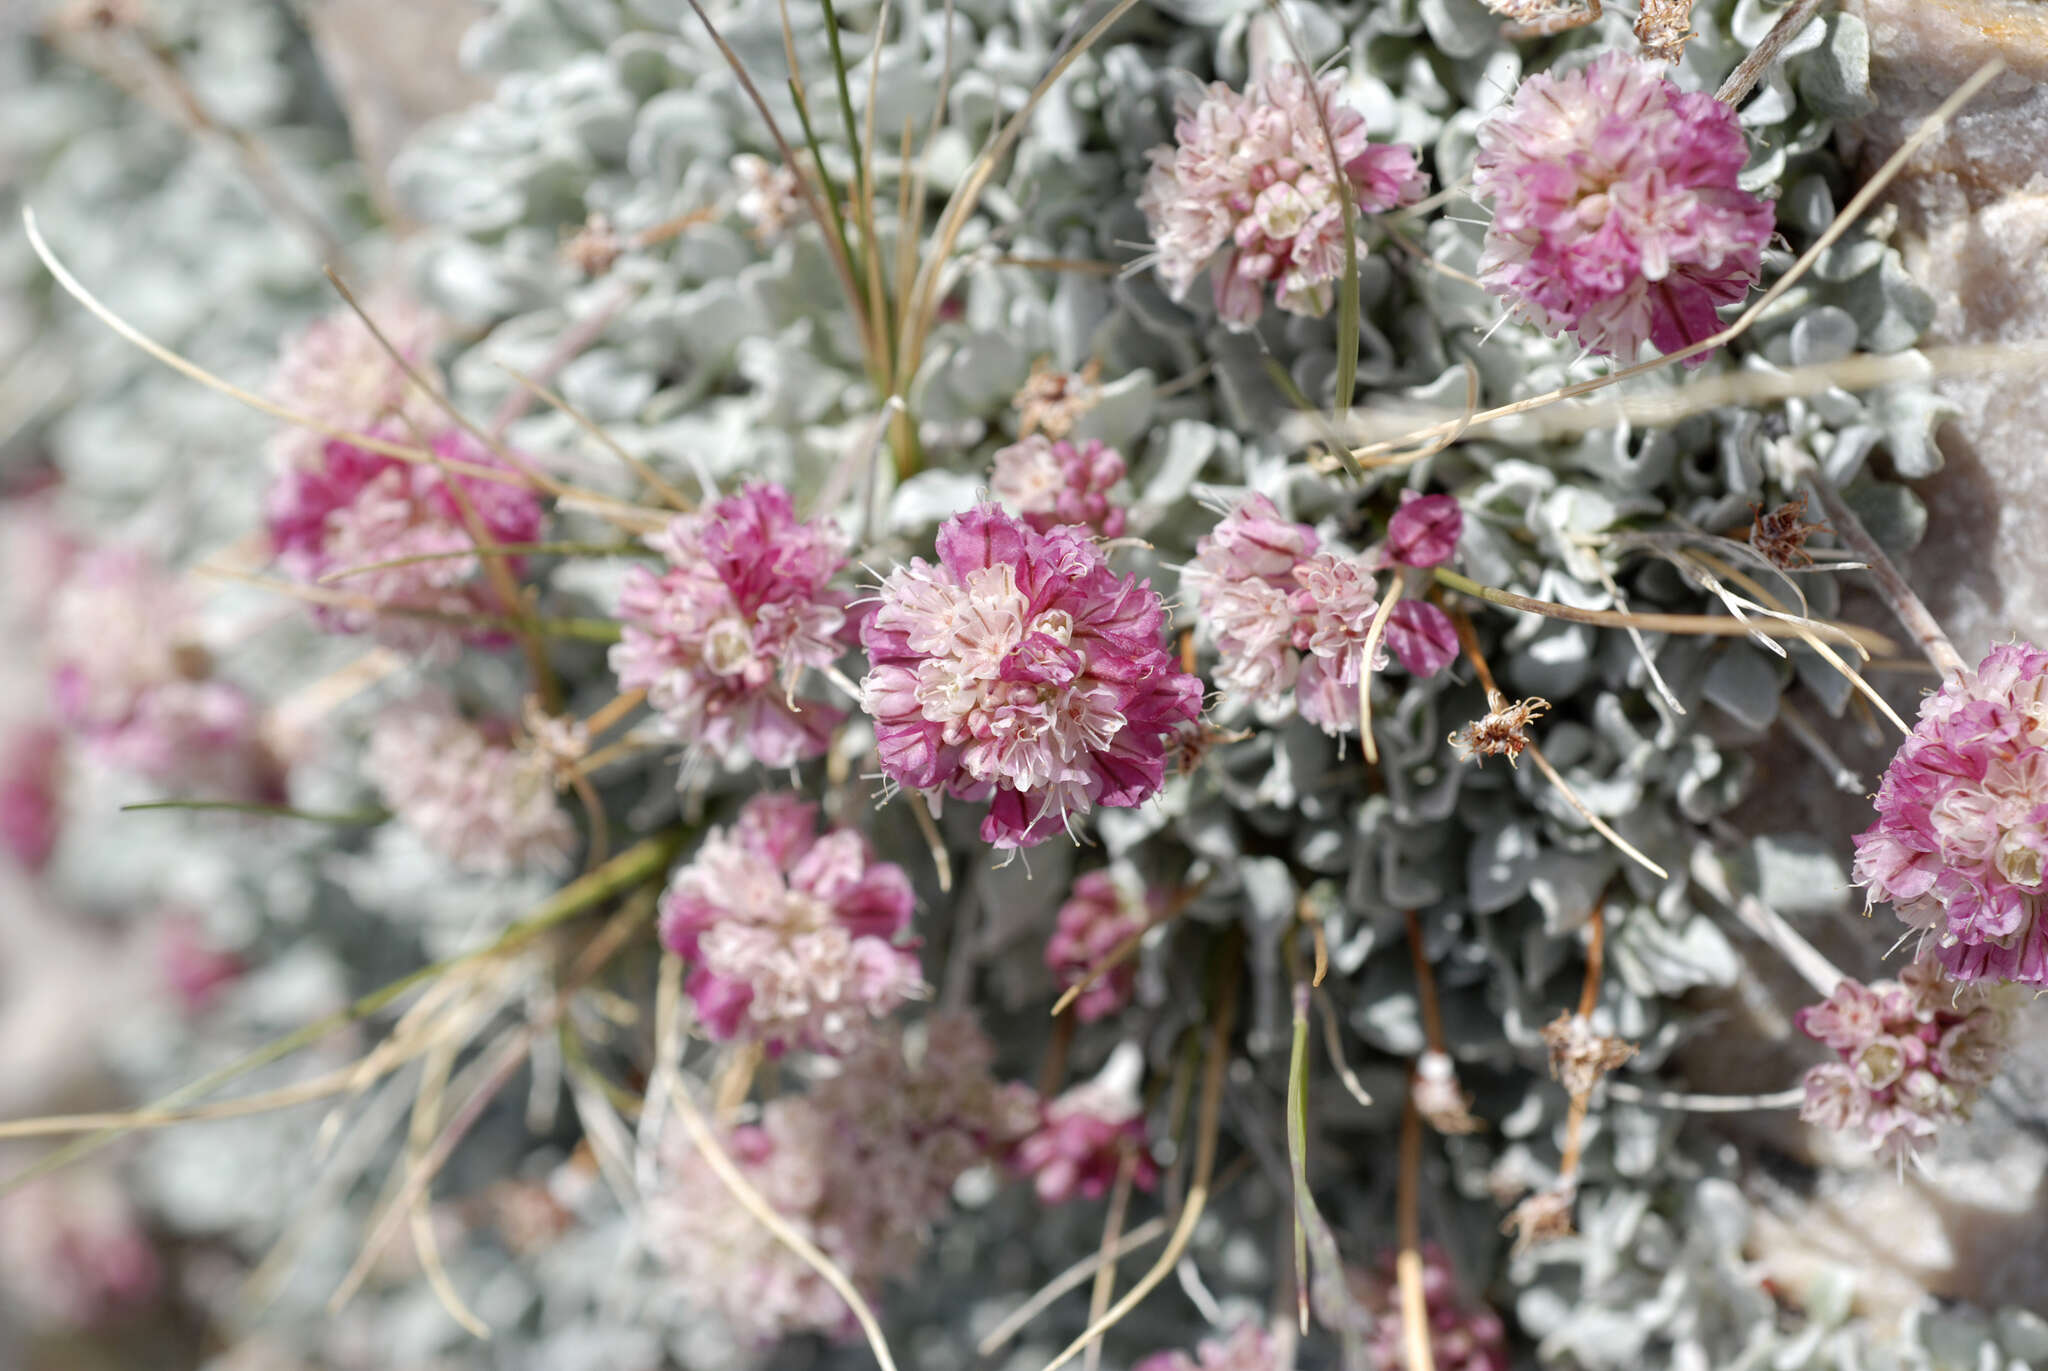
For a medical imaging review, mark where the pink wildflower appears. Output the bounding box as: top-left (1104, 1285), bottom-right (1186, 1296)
top-left (1854, 641), bottom-right (2048, 985)
top-left (1140, 62), bottom-right (1429, 329)
top-left (1135, 1323), bottom-right (1287, 1371)
top-left (0, 1170), bottom-right (160, 1331)
top-left (265, 429), bottom-right (546, 650)
top-left (1188, 494), bottom-right (1464, 734)
top-left (1794, 960), bottom-right (2016, 1161)
top-left (1352, 1244), bottom-right (1510, 1371)
top-left (158, 913), bottom-right (244, 1015)
top-left (658, 793), bottom-right (925, 1052)
top-left (990, 435), bottom-right (1129, 538)
top-left (646, 1014), bottom-right (1036, 1345)
top-left (46, 548), bottom-right (280, 800)
top-left (1472, 53), bottom-right (1773, 364)
top-left (1383, 492), bottom-right (1464, 569)
top-left (365, 694), bottom-right (575, 877)
top-left (611, 483), bottom-right (850, 769)
top-left (0, 724), bottom-right (63, 872)
top-left (1045, 867), bottom-right (1158, 1021)
top-left (1014, 1054), bottom-right (1157, 1204)
top-left (859, 504), bottom-right (1203, 848)
top-left (267, 291), bottom-right (444, 470)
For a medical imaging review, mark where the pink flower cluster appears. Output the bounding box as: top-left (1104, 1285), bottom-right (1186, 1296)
top-left (266, 290), bottom-right (444, 471)
top-left (1014, 1072), bottom-right (1157, 1205)
top-left (365, 694), bottom-right (575, 877)
top-left (1854, 642), bottom-right (2048, 984)
top-left (1473, 53), bottom-right (1774, 364)
top-left (658, 793), bottom-right (925, 1053)
top-left (646, 1014), bottom-right (1037, 1345)
top-left (1184, 496), bottom-right (1455, 735)
top-left (1352, 1244), bottom-right (1510, 1371)
top-left (1141, 63), bottom-right (1429, 328)
top-left (266, 429), bottom-right (546, 651)
top-left (1045, 867), bottom-right (1158, 1021)
top-left (0, 724), bottom-right (63, 872)
top-left (1796, 960), bottom-right (2014, 1161)
top-left (0, 1170), bottom-right (160, 1331)
top-left (1383, 492), bottom-right (1465, 570)
top-left (990, 435), bottom-right (1128, 538)
top-left (46, 548), bottom-right (279, 800)
top-left (1135, 1323), bottom-right (1286, 1371)
top-left (860, 505), bottom-right (1203, 848)
top-left (612, 483), bottom-right (851, 769)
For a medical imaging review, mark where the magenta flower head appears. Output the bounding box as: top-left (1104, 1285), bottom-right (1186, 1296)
top-left (0, 724), bottom-right (63, 873)
top-left (658, 792), bottom-right (925, 1053)
top-left (990, 435), bottom-right (1129, 539)
top-left (1140, 62), bottom-right (1429, 329)
top-left (1473, 53), bottom-right (1774, 365)
top-left (1046, 867), bottom-right (1159, 1021)
top-left (266, 291), bottom-right (444, 470)
top-left (1135, 1323), bottom-right (1287, 1371)
top-left (611, 483), bottom-right (851, 770)
top-left (1383, 492), bottom-right (1464, 569)
top-left (365, 693), bottom-right (575, 877)
top-left (1353, 1244), bottom-right (1510, 1371)
top-left (265, 428), bottom-right (546, 650)
top-left (0, 1171), bottom-right (160, 1332)
top-left (1854, 642), bottom-right (2048, 985)
top-left (46, 548), bottom-right (280, 800)
top-left (1185, 496), bottom-right (1454, 735)
top-left (1794, 960), bottom-right (2015, 1162)
top-left (1014, 1050), bottom-right (1157, 1205)
top-left (859, 504), bottom-right (1203, 848)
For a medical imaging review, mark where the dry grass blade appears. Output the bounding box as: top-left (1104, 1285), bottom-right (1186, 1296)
top-left (1356, 580), bottom-right (1404, 767)
top-left (1688, 843), bottom-right (1845, 997)
top-left (1524, 743), bottom-right (1669, 880)
top-left (1716, 0), bottom-right (1827, 106)
top-left (1039, 951), bottom-right (1238, 1371)
top-left (1603, 1081), bottom-right (1807, 1111)
top-left (20, 208), bottom-right (525, 489)
top-left (315, 541), bottom-right (650, 584)
top-left (407, 1036), bottom-right (492, 1339)
top-left (976, 1216), bottom-right (1172, 1354)
top-left (664, 1074), bottom-right (902, 1371)
top-left (1433, 566), bottom-right (1893, 655)
top-left (1314, 988), bottom-right (1373, 1108)
top-left (495, 362), bottom-right (694, 511)
top-left (1081, 1147), bottom-right (1141, 1371)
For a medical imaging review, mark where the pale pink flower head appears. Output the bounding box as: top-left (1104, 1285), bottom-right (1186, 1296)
top-left (1135, 1323), bottom-right (1287, 1371)
top-left (1383, 492), bottom-right (1464, 569)
top-left (1473, 53), bottom-right (1773, 365)
top-left (611, 483), bottom-right (850, 770)
top-left (267, 291), bottom-right (445, 470)
top-left (859, 504), bottom-right (1203, 848)
top-left (366, 693), bottom-right (575, 877)
top-left (265, 428), bottom-right (547, 651)
top-left (1853, 641), bottom-right (2048, 985)
top-left (1140, 62), bottom-right (1429, 329)
top-left (1045, 867), bottom-right (1159, 1021)
top-left (0, 1169), bottom-right (160, 1331)
top-left (1352, 1243), bottom-right (1510, 1371)
top-left (1794, 961), bottom-right (2017, 1161)
top-left (157, 913), bottom-right (245, 1015)
top-left (1014, 1060), bottom-right (1157, 1205)
top-left (1186, 495), bottom-right (1453, 734)
top-left (658, 792), bottom-right (924, 1053)
top-left (990, 435), bottom-right (1129, 538)
top-left (0, 724), bottom-right (63, 872)
top-left (646, 1013), bottom-right (1036, 1345)
top-left (46, 548), bottom-right (280, 800)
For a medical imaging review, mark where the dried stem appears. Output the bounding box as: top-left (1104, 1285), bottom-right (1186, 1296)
top-left (1396, 1091), bottom-right (1437, 1371)
top-left (1603, 1080), bottom-right (1807, 1112)
top-left (1081, 1146), bottom-right (1141, 1371)
top-left (1404, 909), bottom-right (1449, 1057)
top-left (1785, 451), bottom-right (1966, 679)
top-left (1716, 0), bottom-right (1830, 107)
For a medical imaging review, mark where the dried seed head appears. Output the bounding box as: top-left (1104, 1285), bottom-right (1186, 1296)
top-left (1013, 358), bottom-right (1103, 441)
top-left (1634, 0), bottom-right (1698, 62)
top-left (520, 697), bottom-right (590, 790)
top-left (1541, 1011), bottom-right (1637, 1098)
top-left (1502, 1182), bottom-right (1576, 1254)
top-left (562, 212), bottom-right (624, 278)
top-left (1413, 1048), bottom-right (1484, 1135)
top-left (1748, 493), bottom-right (1830, 570)
top-left (1481, 0), bottom-right (1600, 39)
top-left (1449, 690), bottom-right (1550, 766)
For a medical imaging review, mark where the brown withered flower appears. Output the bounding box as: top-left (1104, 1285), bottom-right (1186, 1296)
top-left (1014, 357), bottom-right (1102, 441)
top-left (1449, 690), bottom-right (1550, 767)
top-left (1748, 493), bottom-right (1830, 570)
top-left (1541, 1011), bottom-right (1638, 1098)
top-left (1634, 0), bottom-right (1697, 62)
